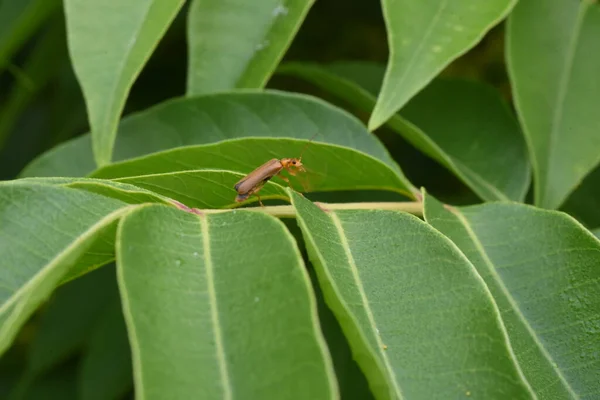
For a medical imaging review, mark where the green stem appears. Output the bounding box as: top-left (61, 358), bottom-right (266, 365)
top-left (196, 202), bottom-right (423, 218)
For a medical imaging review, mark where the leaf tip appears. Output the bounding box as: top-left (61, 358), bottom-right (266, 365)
top-left (367, 113), bottom-right (384, 132)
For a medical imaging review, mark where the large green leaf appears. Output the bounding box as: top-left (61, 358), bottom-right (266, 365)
top-left (0, 0), bottom-right (59, 68)
top-left (0, 182), bottom-right (134, 355)
top-left (187, 0), bottom-right (313, 95)
top-left (289, 190), bottom-right (533, 399)
top-left (63, 0), bottom-right (186, 166)
top-left (507, 0), bottom-right (600, 209)
top-left (116, 204), bottom-right (338, 398)
top-left (21, 91), bottom-right (401, 179)
top-left (89, 138), bottom-right (416, 203)
top-left (369, 0), bottom-right (516, 130)
top-left (423, 192), bottom-right (600, 398)
top-left (280, 62), bottom-right (530, 202)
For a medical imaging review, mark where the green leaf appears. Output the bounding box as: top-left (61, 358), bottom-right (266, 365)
top-left (113, 170), bottom-right (289, 209)
top-left (561, 166), bottom-right (600, 229)
top-left (27, 265), bottom-right (119, 376)
top-left (280, 62), bottom-right (530, 202)
top-left (289, 190), bottom-right (534, 399)
top-left (0, 182), bottom-right (133, 355)
top-left (593, 228), bottom-right (600, 240)
top-left (116, 204), bottom-right (338, 398)
top-left (187, 0), bottom-right (314, 95)
top-left (79, 297), bottom-right (133, 400)
top-left (507, 0), bottom-right (600, 209)
top-left (0, 0), bottom-right (59, 68)
top-left (89, 138), bottom-right (416, 204)
top-left (423, 192), bottom-right (600, 398)
top-left (21, 91), bottom-right (402, 180)
top-left (369, 0), bottom-right (516, 130)
top-left (20, 177), bottom-right (173, 207)
top-left (63, 0), bottom-right (186, 166)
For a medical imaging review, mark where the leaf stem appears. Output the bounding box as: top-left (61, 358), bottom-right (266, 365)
top-left (195, 202), bottom-right (423, 218)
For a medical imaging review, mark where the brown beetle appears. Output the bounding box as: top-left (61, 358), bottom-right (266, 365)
top-left (233, 135), bottom-right (316, 206)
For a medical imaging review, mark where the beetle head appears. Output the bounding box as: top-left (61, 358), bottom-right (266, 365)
top-left (281, 158), bottom-right (305, 172)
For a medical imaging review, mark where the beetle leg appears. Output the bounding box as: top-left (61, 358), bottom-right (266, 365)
top-left (275, 171), bottom-right (298, 193)
top-left (278, 174), bottom-right (291, 186)
top-left (250, 182), bottom-right (267, 207)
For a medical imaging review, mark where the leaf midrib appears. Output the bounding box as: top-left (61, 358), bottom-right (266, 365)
top-left (376, 0), bottom-right (449, 120)
top-left (0, 205), bottom-right (135, 316)
top-left (544, 1), bottom-right (589, 207)
top-left (329, 212), bottom-right (404, 399)
top-left (451, 209), bottom-right (577, 397)
top-left (198, 214), bottom-right (233, 399)
top-left (90, 1), bottom-right (153, 165)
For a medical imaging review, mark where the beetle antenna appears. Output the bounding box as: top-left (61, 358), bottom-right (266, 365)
top-left (298, 132), bottom-right (319, 161)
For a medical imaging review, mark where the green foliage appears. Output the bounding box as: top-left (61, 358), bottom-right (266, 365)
top-left (117, 205), bottom-right (337, 398)
top-left (186, 0), bottom-right (314, 95)
top-left (279, 62), bottom-right (530, 202)
top-left (1, 0), bottom-right (600, 399)
top-left (63, 0), bottom-right (186, 166)
top-left (369, 0), bottom-right (516, 130)
top-left (423, 193), bottom-right (600, 397)
top-left (507, 0), bottom-right (600, 209)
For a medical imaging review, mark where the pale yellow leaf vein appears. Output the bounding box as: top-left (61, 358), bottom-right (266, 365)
top-left (329, 212), bottom-right (404, 399)
top-left (452, 209), bottom-right (577, 398)
top-left (200, 216), bottom-right (233, 399)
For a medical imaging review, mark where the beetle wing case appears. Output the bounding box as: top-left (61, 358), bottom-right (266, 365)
top-left (234, 159), bottom-right (282, 194)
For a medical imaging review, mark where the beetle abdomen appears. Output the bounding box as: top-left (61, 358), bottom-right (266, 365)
top-left (235, 193), bottom-right (250, 202)
top-left (234, 159), bottom-right (282, 194)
